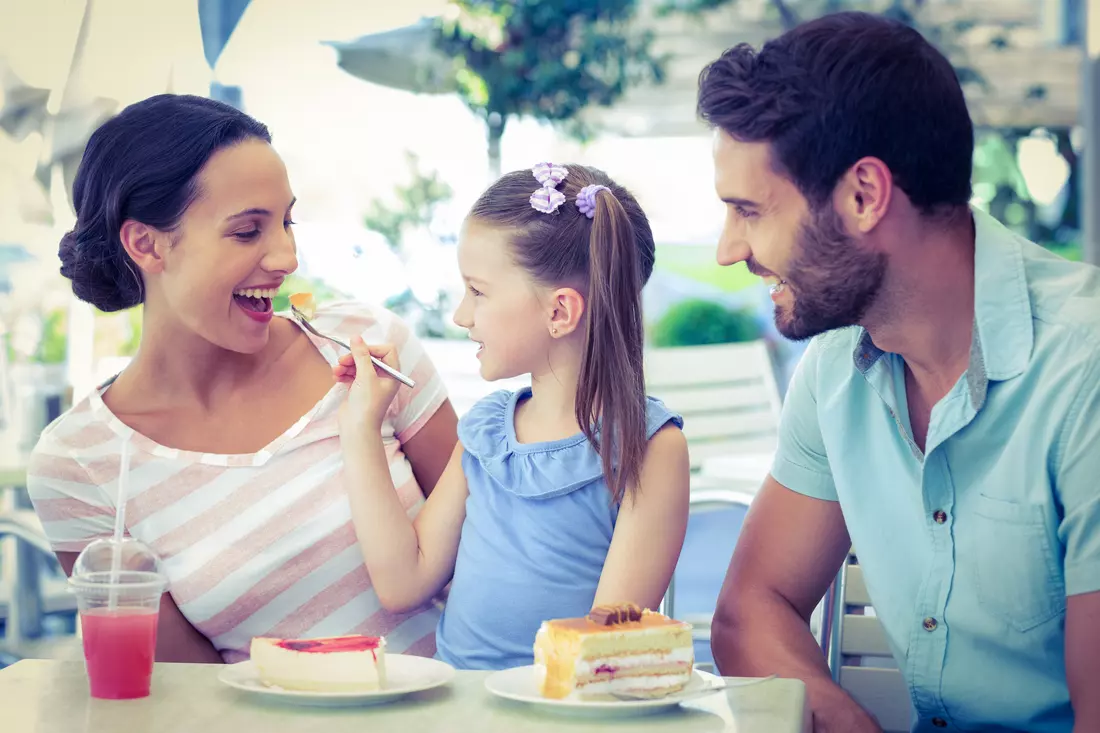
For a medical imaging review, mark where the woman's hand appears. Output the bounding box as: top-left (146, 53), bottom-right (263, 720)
top-left (334, 337), bottom-right (402, 434)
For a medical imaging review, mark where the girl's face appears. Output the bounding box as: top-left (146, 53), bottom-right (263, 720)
top-left (452, 219), bottom-right (557, 381)
top-left (147, 139), bottom-right (299, 354)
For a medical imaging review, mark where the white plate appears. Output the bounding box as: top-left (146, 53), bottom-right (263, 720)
top-left (218, 654), bottom-right (455, 707)
top-left (484, 666), bottom-right (725, 717)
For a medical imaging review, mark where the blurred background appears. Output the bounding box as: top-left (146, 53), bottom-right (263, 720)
top-left (0, 0), bottom-right (1093, 669)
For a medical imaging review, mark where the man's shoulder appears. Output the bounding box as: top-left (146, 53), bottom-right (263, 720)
top-left (1021, 240), bottom-right (1100, 337)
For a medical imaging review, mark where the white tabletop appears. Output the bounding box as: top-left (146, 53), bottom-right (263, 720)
top-left (1, 660), bottom-right (809, 733)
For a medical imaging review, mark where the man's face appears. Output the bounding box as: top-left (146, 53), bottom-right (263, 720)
top-left (712, 130), bottom-right (886, 340)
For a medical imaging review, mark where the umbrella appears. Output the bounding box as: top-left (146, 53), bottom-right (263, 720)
top-left (198, 0), bottom-right (253, 70)
top-left (29, 0), bottom-right (207, 209)
top-left (0, 61), bottom-right (51, 142)
top-left (324, 18), bottom-right (456, 95)
top-left (33, 97), bottom-right (118, 199)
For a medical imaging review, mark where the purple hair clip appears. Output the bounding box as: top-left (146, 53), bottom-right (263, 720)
top-left (529, 162), bottom-right (568, 214)
top-left (575, 184), bottom-right (609, 219)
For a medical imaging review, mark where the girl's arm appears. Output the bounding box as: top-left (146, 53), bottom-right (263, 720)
top-left (338, 339), bottom-right (469, 613)
top-left (592, 424), bottom-right (691, 611)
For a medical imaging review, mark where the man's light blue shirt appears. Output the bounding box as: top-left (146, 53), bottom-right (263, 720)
top-left (772, 208), bottom-right (1100, 732)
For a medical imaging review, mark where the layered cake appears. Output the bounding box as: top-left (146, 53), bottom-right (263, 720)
top-left (249, 635), bottom-right (387, 692)
top-left (289, 292), bottom-right (317, 320)
top-left (533, 603), bottom-right (694, 699)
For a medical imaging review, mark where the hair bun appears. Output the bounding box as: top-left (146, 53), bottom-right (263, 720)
top-left (57, 225), bottom-right (143, 312)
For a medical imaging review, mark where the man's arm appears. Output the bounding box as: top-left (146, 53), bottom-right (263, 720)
top-left (712, 476), bottom-right (880, 732)
top-left (1055, 354), bottom-right (1100, 730)
top-left (1066, 592), bottom-right (1100, 731)
top-left (712, 337), bottom-right (881, 732)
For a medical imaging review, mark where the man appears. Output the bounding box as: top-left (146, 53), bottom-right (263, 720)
top-left (699, 11), bottom-right (1100, 733)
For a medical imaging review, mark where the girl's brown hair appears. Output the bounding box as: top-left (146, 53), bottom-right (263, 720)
top-left (468, 165), bottom-right (656, 503)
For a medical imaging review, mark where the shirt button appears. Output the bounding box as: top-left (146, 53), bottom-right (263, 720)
top-left (932, 717), bottom-right (948, 728)
top-left (933, 509), bottom-right (947, 524)
top-left (923, 617), bottom-right (938, 631)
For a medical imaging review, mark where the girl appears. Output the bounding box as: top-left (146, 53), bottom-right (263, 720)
top-left (336, 163), bottom-right (690, 670)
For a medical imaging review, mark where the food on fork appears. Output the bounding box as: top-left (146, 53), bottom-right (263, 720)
top-left (250, 635), bottom-right (387, 692)
top-left (533, 603), bottom-right (694, 700)
top-left (288, 292), bottom-right (317, 320)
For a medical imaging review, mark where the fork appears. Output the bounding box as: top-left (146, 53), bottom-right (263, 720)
top-left (291, 305), bottom-right (416, 389)
top-left (610, 674), bottom-right (778, 702)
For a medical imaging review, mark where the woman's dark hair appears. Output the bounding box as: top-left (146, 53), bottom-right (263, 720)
top-left (469, 165), bottom-right (656, 504)
top-left (59, 94), bottom-right (271, 311)
top-left (697, 11), bottom-right (973, 215)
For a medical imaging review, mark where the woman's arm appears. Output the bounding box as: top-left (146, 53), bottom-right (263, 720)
top-left (401, 400), bottom-right (458, 498)
top-left (56, 551), bottom-right (223, 663)
top-left (592, 424), bottom-right (691, 611)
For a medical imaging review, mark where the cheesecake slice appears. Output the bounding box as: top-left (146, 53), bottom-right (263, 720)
top-left (289, 292), bottom-right (317, 320)
top-left (250, 635), bottom-right (386, 692)
top-left (534, 603), bottom-right (694, 699)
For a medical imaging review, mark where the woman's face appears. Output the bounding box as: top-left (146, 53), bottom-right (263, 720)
top-left (152, 139), bottom-right (298, 354)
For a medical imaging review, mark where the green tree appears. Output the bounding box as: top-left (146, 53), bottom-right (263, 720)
top-left (363, 152), bottom-right (453, 255)
top-left (433, 0), bottom-right (667, 176)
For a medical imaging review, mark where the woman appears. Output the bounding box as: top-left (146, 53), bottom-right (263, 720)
top-left (26, 94), bottom-right (458, 663)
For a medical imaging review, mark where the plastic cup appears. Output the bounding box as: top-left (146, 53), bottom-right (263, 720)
top-left (69, 539), bottom-right (168, 700)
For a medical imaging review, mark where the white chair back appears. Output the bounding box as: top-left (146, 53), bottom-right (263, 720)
top-left (647, 340), bottom-right (780, 624)
top-left (644, 340), bottom-right (781, 472)
top-left (824, 554), bottom-right (913, 733)
top-left (420, 338), bottom-right (529, 417)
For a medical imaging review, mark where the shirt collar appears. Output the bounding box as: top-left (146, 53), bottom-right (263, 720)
top-left (852, 207), bottom-right (1033, 409)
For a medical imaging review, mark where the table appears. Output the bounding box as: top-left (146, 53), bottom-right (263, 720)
top-left (1, 660), bottom-right (810, 733)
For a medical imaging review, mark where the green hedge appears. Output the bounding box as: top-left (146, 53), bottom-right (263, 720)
top-left (650, 298), bottom-right (760, 347)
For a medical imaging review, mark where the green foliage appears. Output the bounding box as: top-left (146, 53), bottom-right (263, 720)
top-left (120, 307), bottom-right (143, 357)
top-left (37, 309), bottom-right (68, 364)
top-left (433, 1), bottom-right (668, 170)
top-left (363, 152), bottom-right (453, 252)
top-left (650, 298), bottom-right (760, 347)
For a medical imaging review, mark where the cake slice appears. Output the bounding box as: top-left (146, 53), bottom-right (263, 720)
top-left (289, 292), bottom-right (317, 320)
top-left (249, 635), bottom-right (386, 692)
top-left (533, 603), bottom-right (694, 700)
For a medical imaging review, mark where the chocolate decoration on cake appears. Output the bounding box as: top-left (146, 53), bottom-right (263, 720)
top-left (587, 602), bottom-right (643, 626)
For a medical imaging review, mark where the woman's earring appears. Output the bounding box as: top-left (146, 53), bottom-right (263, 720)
top-left (552, 327), bottom-right (558, 336)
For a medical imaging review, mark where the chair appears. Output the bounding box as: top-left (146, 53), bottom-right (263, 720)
top-left (645, 340), bottom-right (782, 474)
top-left (0, 508), bottom-right (77, 654)
top-left (821, 552), bottom-right (913, 733)
top-left (645, 340), bottom-right (781, 633)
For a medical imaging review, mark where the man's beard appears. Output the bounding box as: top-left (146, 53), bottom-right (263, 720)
top-left (775, 205), bottom-right (887, 341)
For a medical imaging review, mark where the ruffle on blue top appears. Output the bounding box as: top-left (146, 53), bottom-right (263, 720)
top-left (457, 388), bottom-right (683, 500)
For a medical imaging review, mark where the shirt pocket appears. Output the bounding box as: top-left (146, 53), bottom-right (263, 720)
top-left (972, 494), bottom-right (1065, 632)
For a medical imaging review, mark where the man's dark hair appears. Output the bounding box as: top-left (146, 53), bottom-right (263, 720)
top-left (698, 11), bottom-right (973, 215)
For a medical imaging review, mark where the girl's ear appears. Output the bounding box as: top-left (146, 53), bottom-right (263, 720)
top-left (547, 287), bottom-right (586, 337)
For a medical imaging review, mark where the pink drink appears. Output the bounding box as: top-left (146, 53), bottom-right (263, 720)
top-left (80, 607), bottom-right (159, 699)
